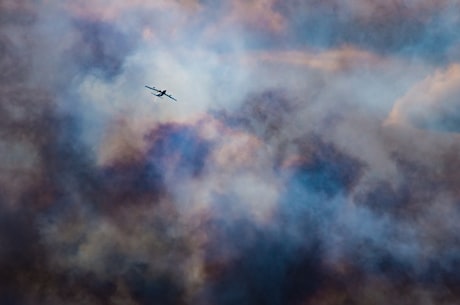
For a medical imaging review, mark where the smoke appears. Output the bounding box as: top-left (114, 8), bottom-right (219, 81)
top-left (2, 0), bottom-right (460, 304)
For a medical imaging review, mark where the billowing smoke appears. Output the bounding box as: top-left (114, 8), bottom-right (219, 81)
top-left (2, 1), bottom-right (460, 304)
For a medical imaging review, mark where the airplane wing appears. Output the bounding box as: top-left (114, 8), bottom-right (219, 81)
top-left (164, 93), bottom-right (177, 101)
top-left (145, 85), bottom-right (161, 93)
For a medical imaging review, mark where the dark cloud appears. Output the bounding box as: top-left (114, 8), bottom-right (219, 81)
top-left (70, 19), bottom-right (138, 80)
top-left (0, 35), bottom-right (28, 83)
top-left (202, 218), bottom-right (323, 305)
top-left (145, 124), bottom-right (213, 179)
top-left (275, 0), bottom-right (460, 62)
top-left (0, 2), bottom-right (36, 26)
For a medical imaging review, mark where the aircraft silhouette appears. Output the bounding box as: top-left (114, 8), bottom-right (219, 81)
top-left (145, 85), bottom-right (177, 101)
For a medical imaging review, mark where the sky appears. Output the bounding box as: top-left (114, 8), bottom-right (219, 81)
top-left (2, 0), bottom-right (460, 304)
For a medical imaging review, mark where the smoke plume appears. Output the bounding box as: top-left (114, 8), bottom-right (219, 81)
top-left (1, 1), bottom-right (460, 304)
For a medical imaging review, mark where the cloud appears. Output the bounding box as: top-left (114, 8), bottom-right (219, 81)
top-left (387, 63), bottom-right (460, 132)
top-left (276, 0), bottom-right (460, 61)
top-left (242, 46), bottom-right (384, 72)
top-left (217, 0), bottom-right (286, 34)
top-left (60, 0), bottom-right (201, 21)
top-left (2, 1), bottom-right (460, 304)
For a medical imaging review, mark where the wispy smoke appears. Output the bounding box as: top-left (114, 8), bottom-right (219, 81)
top-left (1, 1), bottom-right (460, 304)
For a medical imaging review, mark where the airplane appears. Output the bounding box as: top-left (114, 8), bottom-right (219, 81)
top-left (145, 85), bottom-right (177, 101)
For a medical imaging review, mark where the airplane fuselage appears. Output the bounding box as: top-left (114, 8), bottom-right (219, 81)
top-left (156, 90), bottom-right (167, 96)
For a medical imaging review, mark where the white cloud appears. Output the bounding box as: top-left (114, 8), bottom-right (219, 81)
top-left (386, 63), bottom-right (460, 131)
